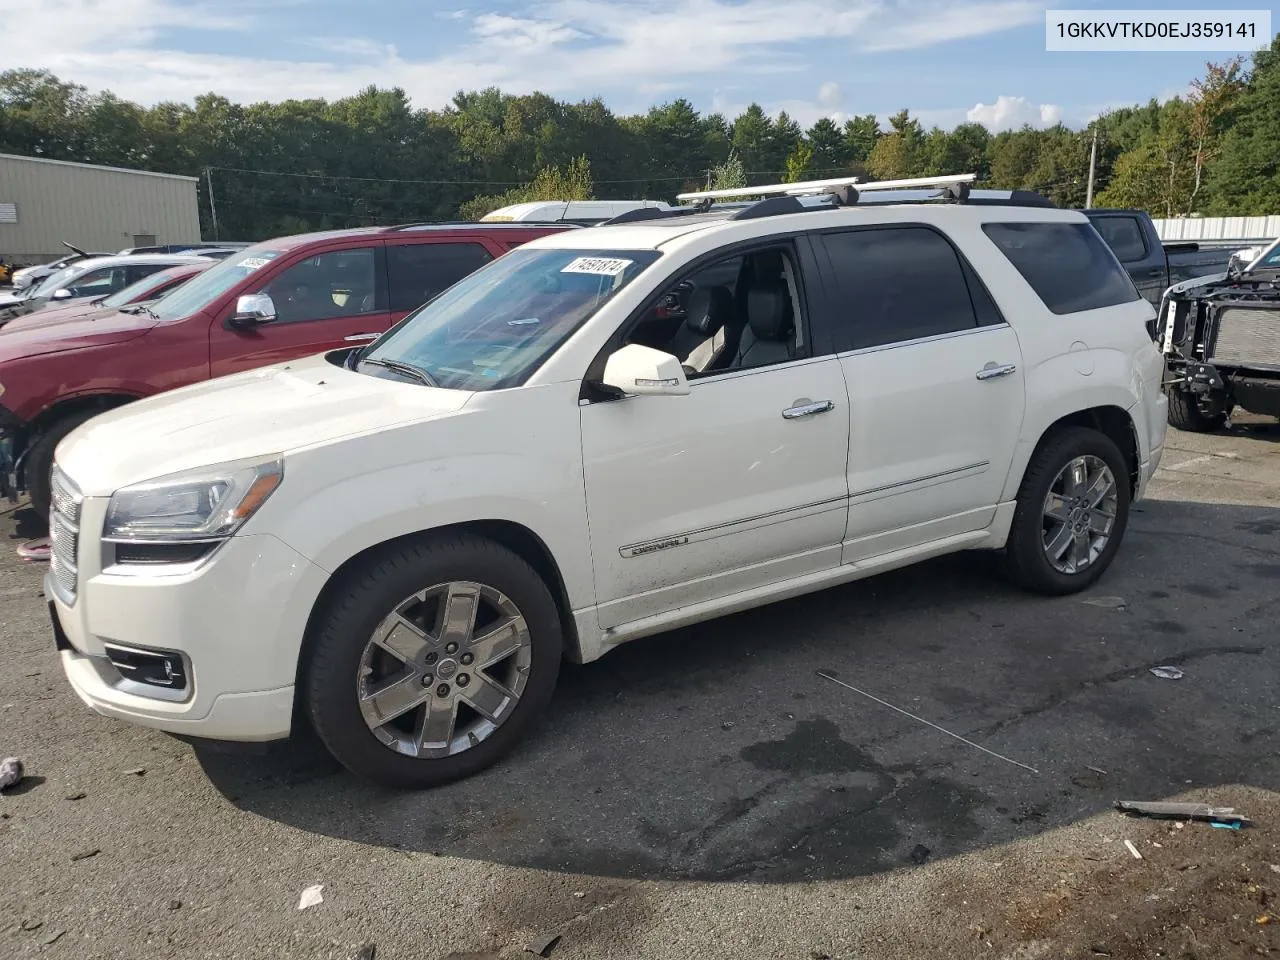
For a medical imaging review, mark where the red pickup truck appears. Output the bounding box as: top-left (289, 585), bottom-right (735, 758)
top-left (0, 222), bottom-right (575, 517)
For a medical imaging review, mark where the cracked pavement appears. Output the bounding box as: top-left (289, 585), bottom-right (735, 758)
top-left (2, 415), bottom-right (1278, 959)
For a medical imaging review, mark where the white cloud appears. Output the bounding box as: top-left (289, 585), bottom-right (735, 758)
top-left (0, 0), bottom-right (1047, 109)
top-left (967, 96), bottom-right (1064, 132)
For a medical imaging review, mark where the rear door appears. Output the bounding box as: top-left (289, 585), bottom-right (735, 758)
top-left (811, 225), bottom-right (1027, 561)
top-left (382, 238), bottom-right (496, 334)
top-left (208, 242), bottom-right (390, 377)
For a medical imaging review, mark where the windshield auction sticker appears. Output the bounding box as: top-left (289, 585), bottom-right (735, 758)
top-left (1047, 10), bottom-right (1271, 51)
top-left (561, 257), bottom-right (633, 276)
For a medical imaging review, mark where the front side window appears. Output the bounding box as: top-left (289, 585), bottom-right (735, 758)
top-left (64, 266), bottom-right (121, 298)
top-left (820, 226), bottom-right (982, 351)
top-left (984, 221), bottom-right (1142, 315)
top-left (361, 248), bottom-right (661, 391)
top-left (260, 248), bottom-right (380, 323)
top-left (387, 242), bottom-right (493, 313)
top-left (101, 269), bottom-right (191, 308)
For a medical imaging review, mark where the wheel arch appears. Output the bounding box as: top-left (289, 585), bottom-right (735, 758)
top-left (16, 392), bottom-right (141, 485)
top-left (1017, 404), bottom-right (1141, 499)
top-left (293, 519), bottom-right (584, 725)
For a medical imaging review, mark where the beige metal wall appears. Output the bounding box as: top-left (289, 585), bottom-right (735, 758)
top-left (0, 153), bottom-right (201, 264)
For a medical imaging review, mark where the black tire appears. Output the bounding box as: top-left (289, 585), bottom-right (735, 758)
top-left (1166, 387), bottom-right (1228, 433)
top-left (1005, 426), bottom-right (1131, 596)
top-left (26, 410), bottom-right (100, 522)
top-left (304, 534), bottom-right (563, 789)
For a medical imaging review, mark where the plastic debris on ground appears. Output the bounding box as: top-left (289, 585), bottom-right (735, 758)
top-left (526, 932), bottom-right (562, 957)
top-left (1083, 596), bottom-right (1127, 608)
top-left (1149, 666), bottom-right (1184, 680)
top-left (16, 538), bottom-right (50, 562)
top-left (297, 885), bottom-right (324, 910)
top-left (0, 756), bottom-right (24, 791)
top-left (1116, 800), bottom-right (1252, 828)
top-left (1123, 839), bottom-right (1143, 860)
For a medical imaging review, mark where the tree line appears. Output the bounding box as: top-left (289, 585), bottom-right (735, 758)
top-left (1, 36), bottom-right (1277, 242)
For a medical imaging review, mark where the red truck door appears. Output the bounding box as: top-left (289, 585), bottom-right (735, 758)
top-left (208, 242), bottom-right (392, 378)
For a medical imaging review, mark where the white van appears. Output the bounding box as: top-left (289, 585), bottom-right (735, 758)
top-left (480, 199), bottom-right (675, 225)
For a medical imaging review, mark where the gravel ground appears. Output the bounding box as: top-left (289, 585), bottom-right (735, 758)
top-left (1, 416), bottom-right (1278, 959)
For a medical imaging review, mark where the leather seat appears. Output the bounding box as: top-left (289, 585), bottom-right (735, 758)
top-left (733, 282), bottom-right (796, 368)
top-left (669, 285), bottom-right (733, 370)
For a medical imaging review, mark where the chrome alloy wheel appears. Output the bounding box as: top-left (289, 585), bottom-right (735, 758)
top-left (356, 581), bottom-right (532, 758)
top-left (1041, 455), bottom-right (1119, 575)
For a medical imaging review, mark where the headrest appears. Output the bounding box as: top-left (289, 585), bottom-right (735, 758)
top-left (750, 250), bottom-right (786, 283)
top-left (746, 283), bottom-right (793, 340)
top-left (685, 285), bottom-right (733, 336)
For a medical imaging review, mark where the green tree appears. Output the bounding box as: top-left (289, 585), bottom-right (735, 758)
top-left (458, 155), bottom-right (594, 220)
top-left (842, 114), bottom-right (879, 163)
top-left (806, 117), bottom-right (849, 172)
top-left (705, 149), bottom-right (747, 190)
top-left (730, 103), bottom-right (774, 174)
top-left (783, 139), bottom-right (817, 182)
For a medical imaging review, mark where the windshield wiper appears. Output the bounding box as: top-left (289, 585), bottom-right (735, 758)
top-left (358, 357), bottom-right (439, 388)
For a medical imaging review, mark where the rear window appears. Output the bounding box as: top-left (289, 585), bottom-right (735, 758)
top-left (982, 222), bottom-right (1142, 315)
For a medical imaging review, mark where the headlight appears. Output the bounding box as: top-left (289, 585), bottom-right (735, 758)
top-left (104, 456), bottom-right (283, 543)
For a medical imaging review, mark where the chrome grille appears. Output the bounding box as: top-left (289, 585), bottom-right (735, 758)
top-left (1209, 306), bottom-right (1280, 368)
top-left (48, 465), bottom-right (82, 603)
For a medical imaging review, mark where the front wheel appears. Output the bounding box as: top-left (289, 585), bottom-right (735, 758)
top-left (1005, 426), bottom-right (1131, 595)
top-left (1166, 386), bottom-right (1228, 433)
top-left (26, 410), bottom-right (100, 522)
top-left (303, 535), bottom-right (563, 789)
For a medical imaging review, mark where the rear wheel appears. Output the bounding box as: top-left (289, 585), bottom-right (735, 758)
top-left (26, 411), bottom-right (100, 521)
top-left (304, 535), bottom-right (563, 789)
top-left (1166, 386), bottom-right (1228, 433)
top-left (1005, 426), bottom-right (1131, 595)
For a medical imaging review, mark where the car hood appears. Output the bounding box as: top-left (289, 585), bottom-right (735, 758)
top-left (2, 300), bottom-right (117, 331)
top-left (57, 352), bottom-right (476, 496)
top-left (0, 289), bottom-right (32, 308)
top-left (0, 308), bottom-right (158, 362)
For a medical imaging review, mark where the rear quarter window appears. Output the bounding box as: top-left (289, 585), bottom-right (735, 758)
top-left (982, 221), bottom-right (1142, 315)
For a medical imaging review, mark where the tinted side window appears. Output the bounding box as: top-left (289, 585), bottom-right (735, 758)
top-left (124, 263), bottom-right (167, 286)
top-left (820, 227), bottom-right (980, 351)
top-left (263, 248), bottom-right (380, 324)
top-left (1091, 216), bottom-right (1147, 262)
top-left (387, 242), bottom-right (493, 313)
top-left (983, 222), bottom-right (1142, 315)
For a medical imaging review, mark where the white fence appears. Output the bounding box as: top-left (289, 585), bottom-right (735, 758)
top-left (1152, 215), bottom-right (1280, 243)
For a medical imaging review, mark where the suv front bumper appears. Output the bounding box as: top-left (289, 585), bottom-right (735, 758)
top-left (49, 512), bottom-right (330, 742)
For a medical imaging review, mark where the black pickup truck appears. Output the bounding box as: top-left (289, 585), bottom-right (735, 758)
top-left (1082, 209), bottom-right (1236, 309)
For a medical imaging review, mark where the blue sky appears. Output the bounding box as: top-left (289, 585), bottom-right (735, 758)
top-left (6, 0), bottom-right (1277, 131)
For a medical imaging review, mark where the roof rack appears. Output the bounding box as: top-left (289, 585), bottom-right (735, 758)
top-left (676, 173), bottom-right (977, 205)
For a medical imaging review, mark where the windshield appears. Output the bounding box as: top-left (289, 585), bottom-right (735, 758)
top-left (148, 247), bottom-right (284, 321)
top-left (360, 248), bottom-right (661, 391)
top-left (1250, 237), bottom-right (1280, 270)
top-left (30, 264), bottom-right (83, 299)
top-left (100, 267), bottom-right (197, 308)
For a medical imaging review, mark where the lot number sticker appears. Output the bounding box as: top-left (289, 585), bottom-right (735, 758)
top-left (237, 256), bottom-right (274, 271)
top-left (561, 256), bottom-right (633, 277)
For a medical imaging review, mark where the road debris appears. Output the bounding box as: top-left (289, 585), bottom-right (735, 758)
top-left (19, 919), bottom-right (43, 932)
top-left (168, 899), bottom-right (182, 911)
top-left (1083, 596), bottom-right (1127, 609)
top-left (16, 538), bottom-right (50, 562)
top-left (0, 756), bottom-right (24, 791)
top-left (1087, 766), bottom-right (1108, 775)
top-left (123, 767), bottom-right (146, 776)
top-left (720, 721), bottom-right (735, 730)
top-left (71, 848), bottom-right (101, 861)
top-left (1149, 666), bottom-right (1184, 680)
top-left (297, 884), bottom-right (324, 910)
top-left (910, 844), bottom-right (932, 865)
top-left (1271, 864), bottom-right (1280, 875)
top-left (525, 932), bottom-right (562, 957)
top-left (816, 670), bottom-right (1040, 774)
top-left (1124, 839), bottom-right (1143, 860)
top-left (43, 930), bottom-right (65, 946)
top-left (1210, 821), bottom-right (1242, 831)
top-left (354, 944), bottom-right (377, 960)
top-left (1116, 800), bottom-right (1253, 827)
top-left (64, 792), bottom-right (86, 801)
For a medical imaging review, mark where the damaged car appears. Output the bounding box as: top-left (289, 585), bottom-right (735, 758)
top-left (1156, 236), bottom-right (1280, 431)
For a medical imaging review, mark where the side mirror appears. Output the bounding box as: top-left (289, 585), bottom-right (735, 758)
top-left (600, 343), bottom-right (690, 397)
top-left (52, 288), bottom-right (73, 300)
top-left (230, 293), bottom-right (277, 328)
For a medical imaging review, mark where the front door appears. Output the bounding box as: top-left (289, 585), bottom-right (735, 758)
top-left (209, 244), bottom-right (391, 377)
top-left (580, 243), bottom-right (851, 630)
top-left (813, 226), bottom-right (1027, 561)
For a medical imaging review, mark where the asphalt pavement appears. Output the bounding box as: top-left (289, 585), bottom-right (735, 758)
top-left (2, 416), bottom-right (1278, 959)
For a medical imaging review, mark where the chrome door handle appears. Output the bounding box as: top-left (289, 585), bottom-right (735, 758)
top-left (782, 400), bottom-right (835, 419)
top-left (976, 362), bottom-right (1017, 381)
top-left (344, 332), bottom-right (380, 342)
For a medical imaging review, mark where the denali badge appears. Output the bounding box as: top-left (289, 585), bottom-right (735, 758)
top-left (620, 536), bottom-right (689, 558)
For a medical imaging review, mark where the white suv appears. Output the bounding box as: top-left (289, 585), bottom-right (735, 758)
top-left (47, 177), bottom-right (1168, 788)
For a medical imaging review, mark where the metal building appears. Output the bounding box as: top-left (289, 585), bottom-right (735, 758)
top-left (0, 153), bottom-right (201, 264)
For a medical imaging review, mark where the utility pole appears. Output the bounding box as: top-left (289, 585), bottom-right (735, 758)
top-left (1085, 129), bottom-right (1099, 209)
top-left (203, 166), bottom-right (221, 240)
